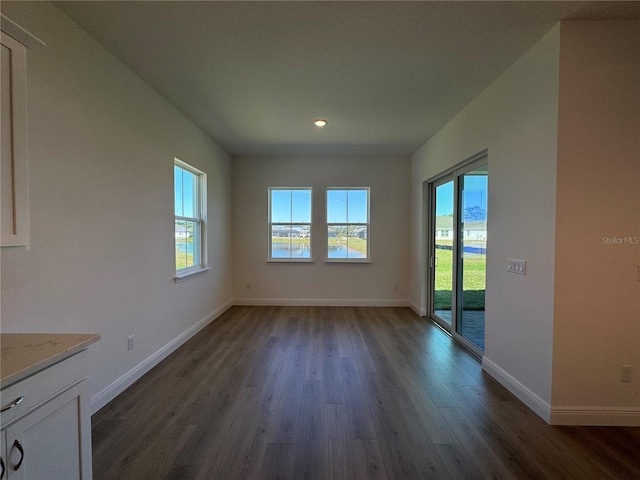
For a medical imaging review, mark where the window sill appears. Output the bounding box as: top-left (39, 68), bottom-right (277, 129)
top-left (174, 266), bottom-right (210, 282)
top-left (324, 258), bottom-right (371, 264)
top-left (267, 259), bottom-right (315, 264)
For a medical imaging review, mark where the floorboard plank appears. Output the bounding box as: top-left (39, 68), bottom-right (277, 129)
top-left (339, 356), bottom-right (376, 439)
top-left (322, 318), bottom-right (345, 404)
top-left (91, 306), bottom-right (640, 480)
top-left (304, 315), bottom-right (324, 381)
top-left (323, 403), bottom-right (351, 480)
top-left (292, 380), bottom-right (324, 480)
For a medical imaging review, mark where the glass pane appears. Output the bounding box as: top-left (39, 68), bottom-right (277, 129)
top-left (458, 165), bottom-right (487, 350)
top-left (327, 190), bottom-right (347, 223)
top-left (271, 189), bottom-right (292, 223)
top-left (328, 225), bottom-right (367, 259)
top-left (347, 189), bottom-right (368, 223)
top-left (328, 225), bottom-right (346, 258)
top-left (174, 166), bottom-right (183, 216)
top-left (291, 189), bottom-right (312, 223)
top-left (176, 219), bottom-right (196, 270)
top-left (271, 225), bottom-right (291, 258)
top-left (347, 225), bottom-right (367, 258)
top-left (175, 166), bottom-right (198, 218)
top-left (182, 170), bottom-right (197, 218)
top-left (433, 181), bottom-right (454, 325)
top-left (291, 224), bottom-right (311, 258)
top-left (271, 225), bottom-right (311, 259)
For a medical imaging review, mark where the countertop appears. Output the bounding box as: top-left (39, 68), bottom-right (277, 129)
top-left (1, 333), bottom-right (100, 388)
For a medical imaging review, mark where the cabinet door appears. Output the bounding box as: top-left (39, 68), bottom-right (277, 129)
top-left (1, 32), bottom-right (29, 247)
top-left (4, 382), bottom-right (90, 480)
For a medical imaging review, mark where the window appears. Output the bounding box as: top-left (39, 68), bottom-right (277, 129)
top-left (174, 159), bottom-right (207, 278)
top-left (326, 188), bottom-right (369, 260)
top-left (269, 188), bottom-right (312, 260)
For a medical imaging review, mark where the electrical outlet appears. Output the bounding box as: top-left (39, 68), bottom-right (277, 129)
top-left (621, 365), bottom-right (632, 383)
top-left (128, 335), bottom-right (135, 351)
top-left (246, 283), bottom-right (251, 290)
top-left (507, 258), bottom-right (526, 275)
top-left (394, 284), bottom-right (399, 291)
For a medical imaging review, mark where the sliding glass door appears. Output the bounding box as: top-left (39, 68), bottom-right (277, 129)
top-left (428, 156), bottom-right (487, 355)
top-left (432, 178), bottom-right (455, 326)
top-left (457, 163), bottom-right (487, 351)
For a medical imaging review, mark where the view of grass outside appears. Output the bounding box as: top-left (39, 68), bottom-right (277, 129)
top-left (272, 237), bottom-right (310, 247)
top-left (175, 220), bottom-right (197, 270)
top-left (175, 247), bottom-right (194, 270)
top-left (434, 243), bottom-right (486, 310)
top-left (432, 166), bottom-right (487, 349)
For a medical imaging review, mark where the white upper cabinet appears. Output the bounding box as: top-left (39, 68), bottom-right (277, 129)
top-left (1, 15), bottom-right (45, 248)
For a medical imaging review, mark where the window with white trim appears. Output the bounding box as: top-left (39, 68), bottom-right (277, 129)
top-left (174, 159), bottom-right (207, 276)
top-left (269, 188), bottom-right (312, 260)
top-left (327, 188), bottom-right (369, 260)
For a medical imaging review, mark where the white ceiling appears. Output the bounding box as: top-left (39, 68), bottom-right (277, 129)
top-left (56, 1), bottom-right (640, 156)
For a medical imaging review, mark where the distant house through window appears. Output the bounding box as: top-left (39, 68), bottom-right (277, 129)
top-left (269, 188), bottom-right (312, 260)
top-left (174, 158), bottom-right (207, 277)
top-left (326, 188), bottom-right (369, 261)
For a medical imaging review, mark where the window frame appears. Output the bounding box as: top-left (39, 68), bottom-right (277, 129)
top-left (326, 187), bottom-right (370, 263)
top-left (174, 158), bottom-right (208, 281)
top-left (268, 187), bottom-right (313, 263)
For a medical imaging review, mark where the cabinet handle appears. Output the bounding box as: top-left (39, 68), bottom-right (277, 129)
top-left (1, 456), bottom-right (5, 479)
top-left (13, 440), bottom-right (24, 471)
top-left (0, 396), bottom-right (24, 413)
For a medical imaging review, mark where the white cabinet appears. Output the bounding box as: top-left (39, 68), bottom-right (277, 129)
top-left (1, 30), bottom-right (29, 248)
top-left (0, 350), bottom-right (93, 480)
top-left (0, 15), bottom-right (45, 248)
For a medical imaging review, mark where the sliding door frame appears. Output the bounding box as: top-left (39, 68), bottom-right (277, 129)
top-left (425, 150), bottom-right (487, 359)
top-left (428, 174), bottom-right (458, 330)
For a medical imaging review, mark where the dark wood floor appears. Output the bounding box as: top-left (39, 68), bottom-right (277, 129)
top-left (92, 306), bottom-right (640, 480)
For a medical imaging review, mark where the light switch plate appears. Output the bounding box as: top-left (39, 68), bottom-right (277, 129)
top-left (508, 258), bottom-right (526, 275)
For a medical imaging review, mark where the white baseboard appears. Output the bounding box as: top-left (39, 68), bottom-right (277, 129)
top-left (550, 407), bottom-right (640, 426)
top-left (408, 300), bottom-right (426, 316)
top-left (233, 297), bottom-right (409, 307)
top-left (90, 299), bottom-right (233, 414)
top-left (482, 356), bottom-right (552, 423)
top-left (482, 357), bottom-right (640, 426)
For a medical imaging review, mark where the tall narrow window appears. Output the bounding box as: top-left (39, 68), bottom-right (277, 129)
top-left (269, 188), bottom-right (312, 260)
top-left (174, 159), bottom-right (207, 277)
top-left (327, 188), bottom-right (369, 260)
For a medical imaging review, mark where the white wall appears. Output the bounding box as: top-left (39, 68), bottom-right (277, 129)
top-left (552, 21), bottom-right (640, 422)
top-left (232, 155), bottom-right (410, 304)
top-left (411, 26), bottom-right (561, 411)
top-left (0, 2), bottom-right (233, 409)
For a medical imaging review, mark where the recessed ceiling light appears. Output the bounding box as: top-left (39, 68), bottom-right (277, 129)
top-left (313, 119), bottom-right (328, 127)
